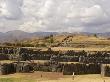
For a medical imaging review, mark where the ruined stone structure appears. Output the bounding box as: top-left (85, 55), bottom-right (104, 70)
top-left (0, 47), bottom-right (110, 76)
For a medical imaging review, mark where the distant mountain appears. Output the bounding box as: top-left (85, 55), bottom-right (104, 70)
top-left (72, 32), bottom-right (110, 38)
top-left (32, 32), bottom-right (58, 37)
top-left (0, 30), bottom-right (58, 42)
top-left (97, 32), bottom-right (110, 38)
top-left (0, 30), bottom-right (109, 42)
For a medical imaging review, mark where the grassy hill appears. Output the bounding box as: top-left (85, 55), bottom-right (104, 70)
top-left (14, 34), bottom-right (110, 49)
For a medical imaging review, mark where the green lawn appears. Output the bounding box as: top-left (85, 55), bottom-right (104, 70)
top-left (0, 78), bottom-right (36, 82)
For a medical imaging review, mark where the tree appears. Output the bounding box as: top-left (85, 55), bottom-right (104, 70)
top-left (94, 34), bottom-right (97, 38)
top-left (49, 34), bottom-right (54, 43)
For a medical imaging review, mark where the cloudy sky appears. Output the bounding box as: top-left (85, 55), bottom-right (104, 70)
top-left (0, 0), bottom-right (110, 33)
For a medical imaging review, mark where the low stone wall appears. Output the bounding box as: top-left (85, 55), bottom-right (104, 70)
top-left (0, 63), bottom-right (16, 75)
top-left (101, 64), bottom-right (110, 77)
top-left (63, 63), bottom-right (101, 75)
top-left (0, 62), bottom-right (34, 75)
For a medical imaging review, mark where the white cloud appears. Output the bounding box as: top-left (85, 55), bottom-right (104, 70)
top-left (81, 5), bottom-right (107, 23)
top-left (0, 0), bottom-right (110, 32)
top-left (0, 0), bottom-right (22, 19)
top-left (19, 19), bottom-right (46, 32)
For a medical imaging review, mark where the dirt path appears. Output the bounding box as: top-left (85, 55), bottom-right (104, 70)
top-left (40, 74), bottom-right (110, 82)
top-left (0, 72), bottom-right (110, 82)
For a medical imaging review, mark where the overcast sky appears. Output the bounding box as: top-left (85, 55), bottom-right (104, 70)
top-left (0, 0), bottom-right (110, 33)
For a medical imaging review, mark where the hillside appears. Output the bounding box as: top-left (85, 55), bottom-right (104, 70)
top-left (19, 34), bottom-right (110, 49)
top-left (0, 30), bottom-right (58, 42)
top-left (0, 30), bottom-right (110, 42)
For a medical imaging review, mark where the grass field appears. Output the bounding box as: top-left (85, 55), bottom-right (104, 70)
top-left (21, 34), bottom-right (110, 48)
top-left (0, 72), bottom-right (110, 82)
top-left (50, 47), bottom-right (110, 51)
